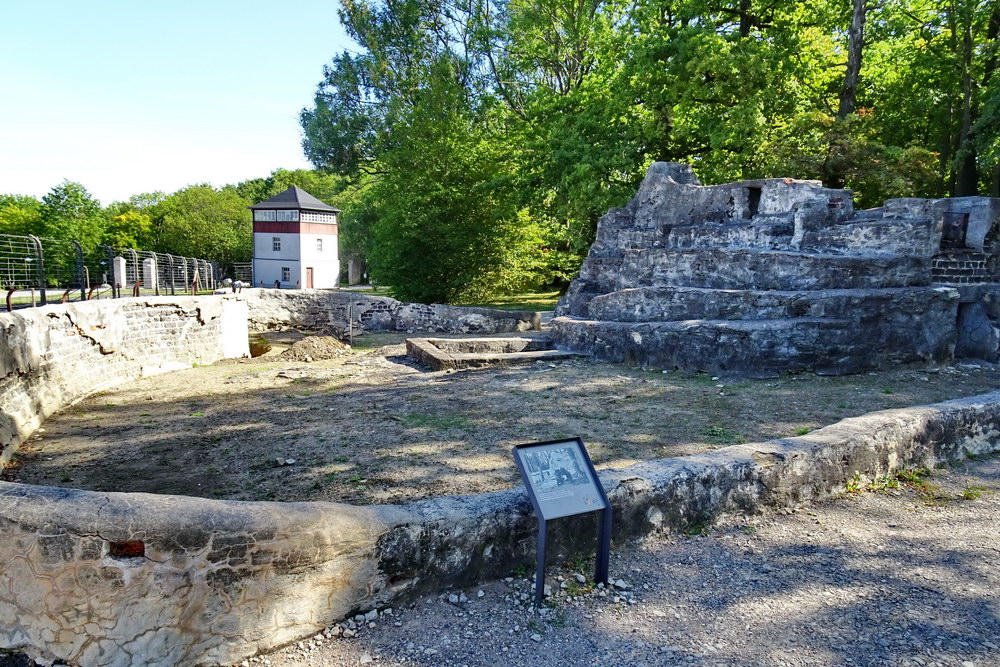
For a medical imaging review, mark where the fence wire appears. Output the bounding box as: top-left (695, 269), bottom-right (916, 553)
top-left (0, 233), bottom-right (220, 310)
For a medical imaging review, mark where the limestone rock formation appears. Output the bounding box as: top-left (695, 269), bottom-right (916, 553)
top-left (552, 162), bottom-right (1000, 375)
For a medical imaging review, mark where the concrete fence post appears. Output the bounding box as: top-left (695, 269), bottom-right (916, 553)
top-left (112, 256), bottom-right (127, 295)
top-left (142, 257), bottom-right (157, 291)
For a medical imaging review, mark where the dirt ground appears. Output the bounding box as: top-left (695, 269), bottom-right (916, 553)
top-left (4, 330), bottom-right (999, 505)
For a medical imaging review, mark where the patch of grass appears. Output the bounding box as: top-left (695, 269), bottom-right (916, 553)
top-left (402, 412), bottom-right (471, 429)
top-left (456, 290), bottom-right (561, 312)
top-left (513, 563), bottom-right (532, 578)
top-left (60, 472), bottom-right (72, 483)
top-left (190, 412), bottom-right (205, 418)
top-left (867, 475), bottom-right (900, 493)
top-left (683, 513), bottom-right (714, 536)
top-left (562, 580), bottom-right (591, 596)
top-left (896, 468), bottom-right (930, 484)
top-left (794, 426), bottom-right (813, 436)
top-left (962, 485), bottom-right (987, 500)
top-left (882, 387), bottom-right (895, 395)
top-left (845, 474), bottom-right (864, 495)
top-left (895, 468), bottom-right (952, 505)
top-left (700, 424), bottom-right (744, 445)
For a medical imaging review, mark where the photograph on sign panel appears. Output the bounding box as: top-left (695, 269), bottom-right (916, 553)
top-left (523, 445), bottom-right (589, 492)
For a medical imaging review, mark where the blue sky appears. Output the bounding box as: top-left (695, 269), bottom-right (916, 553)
top-left (0, 1), bottom-right (354, 204)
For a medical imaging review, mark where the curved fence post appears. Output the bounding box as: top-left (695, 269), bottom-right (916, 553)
top-left (128, 249), bottom-right (139, 289)
top-left (101, 246), bottom-right (118, 298)
top-left (27, 235), bottom-right (46, 306)
top-left (71, 241), bottom-right (86, 302)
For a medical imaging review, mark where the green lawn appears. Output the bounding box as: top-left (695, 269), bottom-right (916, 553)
top-left (341, 286), bottom-right (562, 312)
top-left (457, 290), bottom-right (561, 312)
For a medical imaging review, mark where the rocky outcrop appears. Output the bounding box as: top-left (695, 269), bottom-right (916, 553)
top-left (553, 162), bottom-right (1000, 374)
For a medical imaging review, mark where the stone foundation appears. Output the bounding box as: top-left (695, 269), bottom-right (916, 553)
top-left (3, 392), bottom-right (999, 666)
top-left (405, 337), bottom-right (579, 370)
top-left (3, 290), bottom-right (1000, 666)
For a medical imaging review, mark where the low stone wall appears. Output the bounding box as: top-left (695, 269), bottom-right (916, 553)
top-left (240, 289), bottom-right (541, 336)
top-left (3, 391), bottom-right (999, 666)
top-left (0, 296), bottom-right (249, 467)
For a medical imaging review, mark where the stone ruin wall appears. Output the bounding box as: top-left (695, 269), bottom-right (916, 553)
top-left (552, 162), bottom-right (1000, 375)
top-left (0, 296), bottom-right (250, 469)
top-left (241, 289), bottom-right (541, 336)
top-left (2, 291), bottom-right (1000, 665)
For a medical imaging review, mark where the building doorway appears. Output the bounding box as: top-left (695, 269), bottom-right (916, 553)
top-left (306, 267), bottom-right (314, 288)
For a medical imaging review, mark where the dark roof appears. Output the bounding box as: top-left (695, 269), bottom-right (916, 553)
top-left (249, 186), bottom-right (341, 212)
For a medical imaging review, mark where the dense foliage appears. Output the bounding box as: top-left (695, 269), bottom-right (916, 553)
top-left (301, 0), bottom-right (1000, 301)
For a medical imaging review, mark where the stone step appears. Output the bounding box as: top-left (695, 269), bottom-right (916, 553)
top-left (585, 249), bottom-right (931, 292)
top-left (551, 315), bottom-right (955, 375)
top-left (586, 286), bottom-right (959, 324)
top-left (406, 337), bottom-right (581, 370)
top-left (797, 217), bottom-right (938, 257)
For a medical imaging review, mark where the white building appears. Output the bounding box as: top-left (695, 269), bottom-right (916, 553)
top-left (250, 186), bottom-right (340, 289)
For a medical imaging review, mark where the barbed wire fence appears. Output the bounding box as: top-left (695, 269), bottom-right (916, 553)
top-left (0, 233), bottom-right (221, 311)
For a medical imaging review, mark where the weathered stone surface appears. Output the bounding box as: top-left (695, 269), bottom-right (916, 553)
top-left (551, 317), bottom-right (859, 375)
top-left (615, 248), bottom-right (930, 292)
top-left (554, 162), bottom-right (1000, 373)
top-left (240, 289), bottom-right (540, 336)
top-left (3, 389), bottom-right (1000, 666)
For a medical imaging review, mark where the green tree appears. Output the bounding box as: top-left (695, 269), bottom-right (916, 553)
top-left (102, 210), bottom-right (155, 250)
top-left (152, 185), bottom-right (251, 265)
top-left (369, 64), bottom-right (541, 302)
top-left (39, 181), bottom-right (104, 251)
top-left (0, 194), bottom-right (43, 237)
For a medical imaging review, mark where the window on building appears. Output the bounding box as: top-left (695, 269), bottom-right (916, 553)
top-left (272, 237), bottom-right (281, 252)
top-left (276, 210), bottom-right (300, 222)
top-left (281, 267), bottom-right (291, 282)
top-left (316, 238), bottom-right (323, 252)
top-left (254, 210), bottom-right (276, 222)
top-left (301, 212), bottom-right (337, 224)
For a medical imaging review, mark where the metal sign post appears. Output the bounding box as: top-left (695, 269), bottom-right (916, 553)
top-left (513, 437), bottom-right (612, 607)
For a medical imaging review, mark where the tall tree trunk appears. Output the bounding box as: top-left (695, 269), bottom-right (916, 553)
top-left (956, 19), bottom-right (979, 196)
top-left (983, 5), bottom-right (1000, 196)
top-left (739, 0), bottom-right (752, 38)
top-left (837, 0), bottom-right (867, 119)
top-left (824, 0), bottom-right (867, 190)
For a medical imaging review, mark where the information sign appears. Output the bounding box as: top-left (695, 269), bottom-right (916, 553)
top-left (513, 438), bottom-right (611, 606)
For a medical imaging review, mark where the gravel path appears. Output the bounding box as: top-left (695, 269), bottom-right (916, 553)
top-left (246, 456), bottom-right (1000, 667)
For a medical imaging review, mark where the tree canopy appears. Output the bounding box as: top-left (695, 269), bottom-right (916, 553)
top-left (301, 0), bottom-right (1000, 300)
